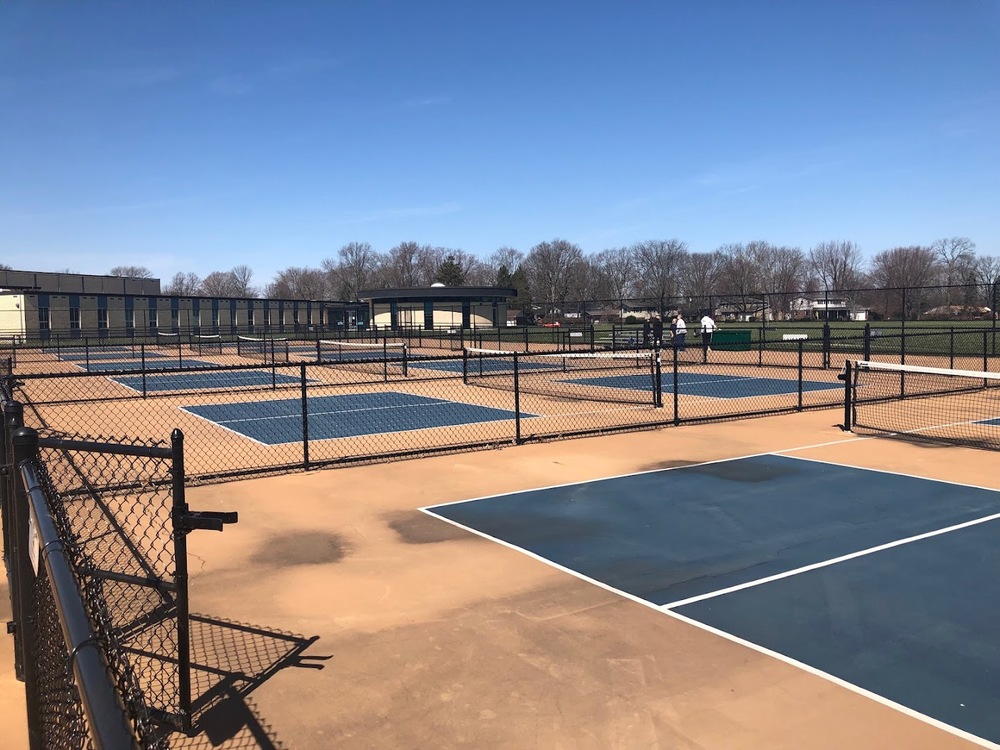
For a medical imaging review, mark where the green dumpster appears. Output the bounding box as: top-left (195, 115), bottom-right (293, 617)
top-left (711, 329), bottom-right (752, 351)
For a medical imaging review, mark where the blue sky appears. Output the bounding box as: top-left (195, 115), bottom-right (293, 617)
top-left (2, 1), bottom-right (998, 285)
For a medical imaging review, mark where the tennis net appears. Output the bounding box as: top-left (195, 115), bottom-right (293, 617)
top-left (849, 360), bottom-right (1000, 450)
top-left (154, 331), bottom-right (181, 350)
top-left (318, 339), bottom-right (408, 379)
top-left (188, 334), bottom-right (224, 355)
top-left (463, 347), bottom-right (661, 406)
top-left (237, 335), bottom-right (289, 363)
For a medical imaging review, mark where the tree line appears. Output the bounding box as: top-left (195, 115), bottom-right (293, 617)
top-left (106, 236), bottom-right (999, 318)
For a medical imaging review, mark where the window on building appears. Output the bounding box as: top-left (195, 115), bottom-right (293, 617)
top-left (126, 308), bottom-right (134, 330)
top-left (149, 309), bottom-right (158, 331)
top-left (264, 308), bottom-right (271, 327)
top-left (69, 307), bottom-right (80, 330)
top-left (98, 308), bottom-right (108, 330)
top-left (171, 309), bottom-right (179, 330)
top-left (39, 307), bottom-right (50, 332)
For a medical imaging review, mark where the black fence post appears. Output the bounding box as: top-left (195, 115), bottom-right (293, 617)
top-left (513, 354), bottom-right (522, 445)
top-left (797, 339), bottom-right (804, 411)
top-left (301, 363), bottom-right (310, 470)
top-left (984, 331), bottom-right (989, 381)
top-left (10, 427), bottom-right (39, 699)
top-left (949, 327), bottom-right (955, 370)
top-left (672, 345), bottom-right (680, 426)
top-left (822, 323), bottom-right (831, 369)
top-left (170, 428), bottom-right (193, 730)
top-left (140, 344), bottom-right (147, 399)
top-left (2, 400), bottom-right (24, 681)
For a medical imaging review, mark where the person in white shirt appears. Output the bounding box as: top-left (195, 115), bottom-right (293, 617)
top-left (700, 312), bottom-right (717, 354)
top-left (674, 312), bottom-right (687, 352)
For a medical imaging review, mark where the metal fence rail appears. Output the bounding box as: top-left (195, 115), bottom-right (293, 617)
top-left (1, 402), bottom-right (237, 749)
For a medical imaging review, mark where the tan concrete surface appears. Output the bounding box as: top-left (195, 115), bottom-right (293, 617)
top-left (2, 409), bottom-right (994, 748)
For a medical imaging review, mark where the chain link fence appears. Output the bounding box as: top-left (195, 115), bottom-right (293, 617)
top-left (1, 387), bottom-right (237, 749)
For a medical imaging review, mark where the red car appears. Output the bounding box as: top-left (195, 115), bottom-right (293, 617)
top-left (541, 321), bottom-right (561, 327)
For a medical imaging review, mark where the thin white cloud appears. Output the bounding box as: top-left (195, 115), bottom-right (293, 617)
top-left (208, 74), bottom-right (253, 96)
top-left (0, 196), bottom-right (210, 221)
top-left (332, 202), bottom-right (462, 225)
top-left (401, 96), bottom-right (450, 109)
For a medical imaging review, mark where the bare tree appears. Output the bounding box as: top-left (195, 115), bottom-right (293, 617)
top-left (523, 239), bottom-right (585, 315)
top-left (595, 246), bottom-right (636, 309)
top-left (266, 267), bottom-right (328, 299)
top-left (715, 242), bottom-right (766, 318)
top-left (0, 263), bottom-right (11, 271)
top-left (108, 265), bottom-right (153, 278)
top-left (632, 239), bottom-right (688, 315)
top-left (377, 241), bottom-right (422, 287)
top-left (230, 264), bottom-right (259, 298)
top-left (683, 251), bottom-right (723, 304)
top-left (200, 270), bottom-right (239, 297)
top-left (867, 246), bottom-right (939, 318)
top-left (323, 242), bottom-right (379, 300)
top-left (482, 247), bottom-right (524, 285)
top-left (760, 244), bottom-right (807, 320)
top-left (932, 237), bottom-right (977, 305)
top-left (808, 241), bottom-right (865, 292)
top-left (162, 272), bottom-right (202, 296)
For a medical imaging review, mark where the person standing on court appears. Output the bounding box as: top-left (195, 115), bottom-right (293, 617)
top-left (642, 315), bottom-right (652, 349)
top-left (674, 312), bottom-right (687, 352)
top-left (651, 313), bottom-right (663, 349)
top-left (700, 310), bottom-right (716, 354)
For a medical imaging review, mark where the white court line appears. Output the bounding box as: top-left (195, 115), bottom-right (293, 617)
top-left (423, 436), bottom-right (867, 511)
top-left (661, 508), bottom-right (1000, 609)
top-left (203, 398), bottom-right (455, 426)
top-left (420, 503), bottom-right (1000, 750)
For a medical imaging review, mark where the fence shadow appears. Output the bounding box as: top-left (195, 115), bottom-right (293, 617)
top-left (167, 614), bottom-right (328, 749)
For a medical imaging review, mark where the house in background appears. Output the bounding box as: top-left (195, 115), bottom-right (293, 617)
top-left (789, 293), bottom-right (868, 321)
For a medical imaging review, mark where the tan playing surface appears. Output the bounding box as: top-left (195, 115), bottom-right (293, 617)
top-left (1, 409), bottom-right (992, 749)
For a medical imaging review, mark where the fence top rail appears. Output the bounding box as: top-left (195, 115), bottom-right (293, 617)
top-left (37, 435), bottom-right (173, 460)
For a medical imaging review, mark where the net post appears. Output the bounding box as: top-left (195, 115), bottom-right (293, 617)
top-left (315, 338), bottom-right (321, 362)
top-left (842, 360), bottom-right (853, 431)
top-left (654, 350), bottom-right (663, 408)
top-left (757, 324), bottom-right (763, 368)
top-left (822, 322), bottom-right (831, 369)
top-left (382, 338), bottom-right (388, 382)
top-left (462, 348), bottom-right (469, 385)
top-left (301, 362), bottom-right (310, 470)
top-left (513, 353), bottom-right (522, 444)
top-left (949, 327), bottom-right (955, 370)
top-left (141, 344), bottom-right (147, 398)
top-left (983, 330), bottom-right (989, 377)
top-left (863, 323), bottom-right (871, 361)
top-left (402, 344), bottom-right (409, 378)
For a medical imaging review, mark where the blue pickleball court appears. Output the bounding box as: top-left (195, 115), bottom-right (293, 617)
top-left (568, 371), bottom-right (842, 398)
top-left (113, 369), bottom-right (304, 393)
top-left (414, 358), bottom-right (839, 399)
top-left (424, 455), bottom-right (1000, 746)
top-left (181, 391), bottom-right (534, 444)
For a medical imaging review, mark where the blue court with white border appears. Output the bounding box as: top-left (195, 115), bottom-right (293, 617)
top-left (424, 455), bottom-right (1000, 746)
top-left (181, 391), bottom-right (535, 444)
top-left (413, 358), bottom-right (840, 399)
